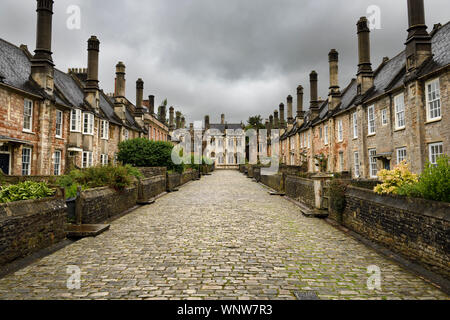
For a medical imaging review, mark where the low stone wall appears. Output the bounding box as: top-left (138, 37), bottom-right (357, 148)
top-left (138, 167), bottom-right (167, 179)
top-left (341, 186), bottom-right (450, 279)
top-left (138, 175), bottom-right (166, 202)
top-left (0, 197), bottom-right (67, 266)
top-left (247, 165), bottom-right (254, 178)
top-left (80, 186), bottom-right (138, 224)
top-left (285, 175), bottom-right (315, 208)
top-left (253, 167), bottom-right (261, 182)
top-left (260, 174), bottom-right (282, 192)
top-left (0, 172), bottom-right (58, 186)
top-left (167, 173), bottom-right (181, 191)
top-left (279, 164), bottom-right (307, 176)
top-left (181, 169), bottom-right (194, 185)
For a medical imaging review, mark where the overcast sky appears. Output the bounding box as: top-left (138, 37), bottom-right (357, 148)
top-left (1, 0), bottom-right (448, 124)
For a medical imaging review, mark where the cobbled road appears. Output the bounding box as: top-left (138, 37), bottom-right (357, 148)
top-left (0, 171), bottom-right (447, 300)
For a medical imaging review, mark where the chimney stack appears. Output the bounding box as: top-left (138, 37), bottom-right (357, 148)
top-left (115, 62), bottom-right (126, 97)
top-left (287, 95), bottom-right (293, 125)
top-left (357, 17), bottom-right (374, 94)
top-left (296, 85), bottom-right (305, 125)
top-left (405, 0), bottom-right (432, 73)
top-left (169, 107), bottom-right (175, 130)
top-left (221, 114), bottom-right (225, 125)
top-left (309, 71), bottom-right (320, 119)
top-left (31, 0), bottom-right (55, 94)
top-left (148, 95), bottom-right (155, 115)
top-left (205, 115), bottom-right (210, 130)
top-left (181, 117), bottom-right (186, 129)
top-left (84, 36), bottom-right (100, 112)
top-left (328, 49), bottom-right (341, 110)
top-left (279, 103), bottom-right (285, 128)
top-left (135, 78), bottom-right (144, 116)
top-left (269, 115), bottom-right (274, 128)
top-left (274, 110), bottom-right (279, 129)
top-left (176, 112), bottom-right (182, 129)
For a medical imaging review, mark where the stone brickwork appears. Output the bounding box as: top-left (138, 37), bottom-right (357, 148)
top-left (285, 175), bottom-right (315, 208)
top-left (341, 186), bottom-right (450, 279)
top-left (138, 167), bottom-right (167, 179)
top-left (260, 174), bottom-right (282, 192)
top-left (0, 197), bottom-right (66, 266)
top-left (138, 175), bottom-right (166, 202)
top-left (80, 186), bottom-right (138, 224)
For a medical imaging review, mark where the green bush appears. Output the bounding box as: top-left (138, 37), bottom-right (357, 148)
top-left (0, 181), bottom-right (55, 203)
top-left (398, 155), bottom-right (449, 202)
top-left (57, 165), bottom-right (142, 199)
top-left (118, 138), bottom-right (184, 173)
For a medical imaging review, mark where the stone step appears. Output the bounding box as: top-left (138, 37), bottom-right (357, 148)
top-left (66, 224), bottom-right (110, 239)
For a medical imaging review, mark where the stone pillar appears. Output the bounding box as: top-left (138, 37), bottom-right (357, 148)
top-left (328, 49), bottom-right (341, 111)
top-left (357, 17), bottom-right (374, 93)
top-left (312, 173), bottom-right (333, 210)
top-left (148, 95), bottom-right (155, 115)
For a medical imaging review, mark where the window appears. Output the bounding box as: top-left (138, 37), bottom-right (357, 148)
top-left (218, 139), bottom-right (223, 147)
top-left (429, 143), bottom-right (443, 165)
top-left (22, 147), bottom-right (32, 176)
top-left (381, 109), bottom-right (388, 126)
top-left (354, 152), bottom-right (360, 178)
top-left (425, 79), bottom-right (441, 121)
top-left (368, 105), bottom-right (376, 135)
top-left (394, 94), bottom-right (405, 129)
top-left (100, 154), bottom-right (109, 166)
top-left (70, 109), bottom-right (82, 132)
top-left (352, 112), bottom-right (358, 138)
top-left (369, 149), bottom-right (377, 178)
top-left (123, 128), bottom-right (129, 140)
top-left (100, 120), bottom-right (109, 140)
top-left (339, 152), bottom-right (344, 172)
top-left (83, 113), bottom-right (94, 135)
top-left (324, 125), bottom-right (329, 145)
top-left (228, 139), bottom-right (234, 148)
top-left (55, 110), bottom-right (63, 138)
top-left (307, 131), bottom-right (311, 148)
top-left (23, 99), bottom-right (33, 132)
top-left (319, 127), bottom-right (323, 139)
top-left (396, 147), bottom-right (407, 164)
top-left (337, 120), bottom-right (343, 142)
top-left (82, 151), bottom-right (93, 168)
top-left (237, 139), bottom-right (242, 147)
top-left (54, 150), bottom-right (61, 175)
top-left (228, 153), bottom-right (235, 164)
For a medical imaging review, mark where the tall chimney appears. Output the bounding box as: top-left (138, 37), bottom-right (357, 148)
top-left (176, 112), bottom-right (182, 129)
top-left (181, 117), bottom-right (186, 129)
top-left (115, 62), bottom-right (126, 97)
top-left (405, 0), bottom-right (432, 73)
top-left (274, 110), bottom-right (279, 129)
top-left (309, 71), bottom-right (320, 119)
top-left (296, 85), bottom-right (305, 125)
top-left (221, 114), bottom-right (225, 125)
top-left (279, 103), bottom-right (285, 128)
top-left (357, 17), bottom-right (374, 94)
top-left (31, 0), bottom-right (55, 94)
top-left (269, 115), bottom-right (274, 128)
top-left (84, 36), bottom-right (100, 112)
top-left (135, 78), bottom-right (144, 116)
top-left (148, 95), bottom-right (155, 115)
top-left (328, 49), bottom-right (341, 110)
top-left (287, 95), bottom-right (294, 125)
top-left (205, 115), bottom-right (210, 130)
top-left (169, 107), bottom-right (175, 130)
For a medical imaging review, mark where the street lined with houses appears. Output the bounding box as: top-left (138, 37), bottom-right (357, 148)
top-left (0, 171), bottom-right (446, 300)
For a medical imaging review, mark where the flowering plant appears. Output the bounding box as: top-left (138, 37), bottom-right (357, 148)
top-left (374, 161), bottom-right (418, 195)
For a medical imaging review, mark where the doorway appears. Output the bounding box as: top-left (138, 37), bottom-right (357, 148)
top-left (0, 150), bottom-right (11, 175)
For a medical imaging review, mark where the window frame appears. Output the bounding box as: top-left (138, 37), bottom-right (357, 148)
top-left (337, 120), bottom-right (343, 142)
top-left (70, 109), bottom-right (82, 133)
top-left (394, 93), bottom-right (406, 130)
top-left (82, 151), bottom-right (93, 168)
top-left (22, 147), bottom-right (32, 176)
top-left (352, 112), bottom-right (358, 139)
top-left (23, 99), bottom-right (33, 132)
top-left (55, 110), bottom-right (63, 138)
top-left (354, 152), bottom-right (360, 178)
top-left (369, 149), bottom-right (378, 178)
top-left (367, 105), bottom-right (376, 135)
top-left (100, 154), bottom-right (109, 166)
top-left (100, 120), bottom-right (109, 140)
top-left (396, 147), bottom-right (407, 164)
top-left (83, 113), bottom-right (94, 135)
top-left (425, 78), bottom-right (441, 122)
top-left (428, 142), bottom-right (443, 165)
top-left (339, 152), bottom-right (344, 172)
top-left (324, 125), bottom-right (329, 145)
top-left (54, 150), bottom-right (62, 175)
top-left (381, 109), bottom-right (388, 126)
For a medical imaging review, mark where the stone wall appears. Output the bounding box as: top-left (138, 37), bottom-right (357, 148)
top-left (0, 172), bottom-right (58, 186)
top-left (341, 186), bottom-right (450, 278)
top-left (285, 175), bottom-right (315, 208)
top-left (138, 175), bottom-right (166, 202)
top-left (0, 197), bottom-right (67, 266)
top-left (253, 167), bottom-right (261, 182)
top-left (260, 174), bottom-right (282, 192)
top-left (167, 173), bottom-right (181, 191)
top-left (138, 167), bottom-right (167, 179)
top-left (80, 186), bottom-right (138, 224)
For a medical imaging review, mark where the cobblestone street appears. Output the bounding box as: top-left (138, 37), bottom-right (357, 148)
top-left (0, 171), bottom-right (447, 300)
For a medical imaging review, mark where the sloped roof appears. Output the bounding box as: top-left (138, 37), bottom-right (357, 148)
top-left (54, 69), bottom-right (87, 109)
top-left (418, 21), bottom-right (450, 76)
top-left (210, 123), bottom-right (243, 132)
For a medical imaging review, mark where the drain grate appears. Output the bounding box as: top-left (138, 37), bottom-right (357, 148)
top-left (294, 291), bottom-right (320, 300)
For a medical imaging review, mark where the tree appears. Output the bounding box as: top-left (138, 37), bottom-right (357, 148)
top-left (246, 115), bottom-right (265, 130)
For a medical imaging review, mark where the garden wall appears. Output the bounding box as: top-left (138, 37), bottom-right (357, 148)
top-left (0, 196), bottom-right (66, 266)
top-left (285, 175), bottom-right (315, 208)
top-left (138, 167), bottom-right (167, 179)
top-left (340, 186), bottom-right (450, 278)
top-left (79, 186), bottom-right (138, 224)
top-left (138, 175), bottom-right (166, 202)
top-left (260, 173), bottom-right (283, 192)
top-left (0, 172), bottom-right (58, 186)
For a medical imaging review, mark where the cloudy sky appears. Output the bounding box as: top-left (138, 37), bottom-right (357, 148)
top-left (1, 0), bottom-right (448, 124)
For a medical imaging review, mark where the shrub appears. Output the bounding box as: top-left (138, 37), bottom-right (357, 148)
top-left (118, 138), bottom-right (184, 173)
top-left (0, 181), bottom-right (55, 203)
top-left (398, 155), bottom-right (449, 202)
top-left (374, 161), bottom-right (418, 195)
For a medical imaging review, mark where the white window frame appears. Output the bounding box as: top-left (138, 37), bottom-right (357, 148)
top-left (83, 113), bottom-right (94, 135)
top-left (100, 154), bottom-right (109, 166)
top-left (369, 149), bottom-right (378, 178)
top-left (381, 109), bottom-right (388, 126)
top-left (429, 142), bottom-right (443, 165)
top-left (22, 147), bottom-right (32, 176)
top-left (396, 147), bottom-right (407, 164)
top-left (55, 110), bottom-right (63, 138)
top-left (70, 109), bottom-right (82, 132)
top-left (368, 105), bottom-right (376, 135)
top-left (23, 99), bottom-right (33, 132)
top-left (100, 120), bottom-right (109, 140)
top-left (123, 128), bottom-right (129, 141)
top-left (394, 93), bottom-right (405, 129)
top-left (339, 152), bottom-right (344, 172)
top-left (54, 150), bottom-right (61, 175)
top-left (82, 151), bottom-right (93, 168)
top-left (425, 78), bottom-right (441, 122)
top-left (352, 112), bottom-right (358, 139)
top-left (354, 152), bottom-right (360, 178)
top-left (337, 120), bottom-right (343, 142)
top-left (307, 131), bottom-right (311, 149)
top-left (324, 125), bottom-right (329, 145)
